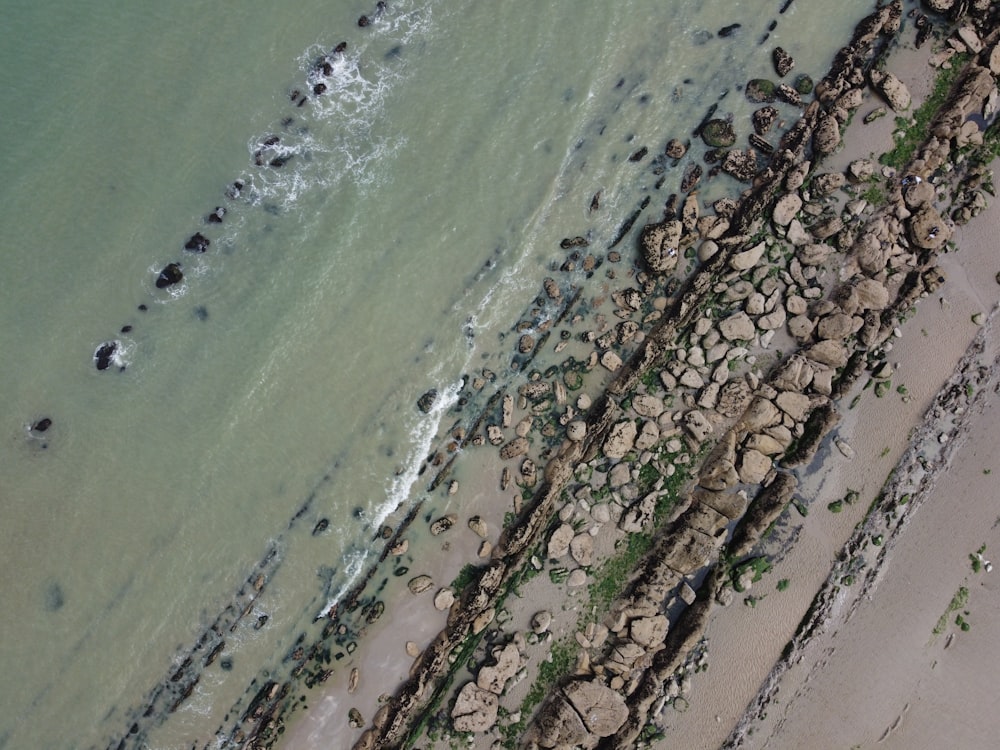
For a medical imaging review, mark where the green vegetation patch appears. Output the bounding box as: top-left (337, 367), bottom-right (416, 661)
top-left (933, 586), bottom-right (970, 635)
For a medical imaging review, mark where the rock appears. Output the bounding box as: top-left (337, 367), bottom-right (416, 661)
top-left (738, 449), bottom-right (773, 484)
top-left (531, 610), bottom-right (553, 634)
top-left (500, 437), bottom-right (529, 460)
top-left (477, 643), bottom-right (521, 694)
top-left (873, 71), bottom-right (911, 111)
top-left (635, 420), bottom-right (660, 451)
top-left (408, 575), bottom-right (434, 594)
top-left (772, 47), bottom-right (794, 77)
top-left (741, 397), bottom-right (782, 431)
top-left (633, 394), bottom-right (665, 418)
top-left (405, 641), bottom-right (420, 657)
top-left (603, 420), bottom-right (638, 459)
top-left (683, 410), bottom-right (714, 443)
top-left (813, 114), bottom-right (841, 155)
top-left (811, 172), bottom-right (846, 195)
top-left (785, 219), bottom-right (813, 246)
top-left (563, 680), bottom-right (629, 738)
top-left (567, 420), bottom-right (587, 441)
top-left (349, 667), bottom-right (359, 694)
top-left (665, 138), bottom-right (687, 158)
top-left (518, 334), bottom-right (535, 354)
top-left (430, 514), bottom-right (456, 535)
top-left (721, 148), bottom-right (758, 182)
top-left (348, 707), bottom-right (364, 728)
top-left (775, 390), bottom-right (811, 421)
top-left (570, 533), bottom-right (594, 566)
top-left (184, 232), bottom-right (210, 253)
top-left (548, 523), bottom-right (575, 559)
top-left (717, 380), bottom-right (753, 417)
top-left (847, 158), bottom-right (875, 182)
top-left (416, 388), bottom-right (437, 413)
top-left (908, 205), bottom-right (950, 249)
top-left (788, 314), bottom-right (815, 340)
top-left (746, 78), bottom-right (777, 103)
top-left (468, 516), bottom-right (488, 538)
top-left (452, 681), bottom-right (499, 732)
top-left (798, 242), bottom-right (833, 266)
top-left (434, 588), bottom-right (455, 611)
top-left (817, 312), bottom-right (856, 340)
top-left (31, 417), bottom-right (53, 433)
top-left (794, 74), bottom-right (814, 95)
top-left (805, 339), bottom-right (849, 368)
top-left (730, 241), bottom-right (766, 271)
top-left (535, 693), bottom-right (589, 747)
top-left (601, 350), bottom-right (623, 372)
top-left (155, 262), bottom-right (184, 289)
top-left (639, 220), bottom-right (683, 273)
top-left (772, 193), bottom-right (802, 226)
top-left (94, 341), bottom-right (120, 371)
top-left (567, 569), bottom-right (587, 587)
top-left (758, 307), bottom-right (786, 331)
top-left (719, 311), bottom-right (756, 341)
top-left (855, 278), bottom-right (890, 311)
top-left (753, 106), bottom-right (780, 135)
top-left (630, 614), bottom-right (669, 649)
top-left (701, 119), bottom-right (737, 147)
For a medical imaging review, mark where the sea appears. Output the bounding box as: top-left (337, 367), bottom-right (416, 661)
top-left (0, 0), bottom-right (877, 747)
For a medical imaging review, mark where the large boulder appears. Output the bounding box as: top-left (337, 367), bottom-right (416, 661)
top-left (603, 420), bottom-right (638, 459)
top-left (719, 312), bottom-right (756, 341)
top-left (452, 682), bottom-right (499, 732)
top-left (477, 643), bottom-right (521, 694)
top-left (907, 205), bottom-right (951, 249)
top-left (871, 70), bottom-right (911, 111)
top-left (639, 220), bottom-right (683, 273)
top-left (813, 113), bottom-right (841, 155)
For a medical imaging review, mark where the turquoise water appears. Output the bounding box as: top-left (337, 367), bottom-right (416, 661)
top-left (0, 1), bottom-right (875, 747)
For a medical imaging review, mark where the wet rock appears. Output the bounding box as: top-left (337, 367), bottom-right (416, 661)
top-left (567, 420), bottom-right (587, 442)
top-left (683, 410), bottom-right (714, 443)
top-left (518, 334), bottom-right (535, 354)
top-left (500, 437), bottom-right (529, 460)
top-left (468, 516), bottom-right (488, 538)
top-left (156, 262), bottom-right (184, 289)
top-left (798, 242), bottom-right (833, 266)
top-left (206, 206), bottom-right (226, 224)
top-left (434, 588), bottom-right (455, 611)
top-left (811, 172), bottom-right (846, 195)
top-left (665, 138), bottom-right (687, 158)
top-left (752, 106), bottom-right (779, 135)
top-left (701, 119), bottom-right (737, 147)
top-left (478, 642), bottom-right (521, 694)
top-left (430, 514), bottom-right (457, 535)
top-left (94, 341), bottom-right (119, 371)
top-left (746, 78), bottom-right (777, 103)
top-left (348, 707), bottom-right (364, 728)
top-left (570, 533), bottom-right (594, 567)
top-left (548, 523), bottom-right (575, 559)
top-left (416, 388), bottom-right (437, 413)
top-left (794, 74), bottom-right (814, 95)
top-left (31, 417), bottom-right (53, 433)
top-left (184, 232), bottom-right (210, 253)
top-left (805, 339), bottom-right (849, 368)
top-left (908, 204), bottom-right (951, 249)
top-left (532, 610), bottom-right (553, 634)
top-left (633, 394), bottom-right (665, 418)
top-left (772, 47), bottom-right (795, 77)
top-left (639, 220), bottom-right (683, 273)
top-left (729, 241), bottom-right (766, 271)
top-left (813, 113), bottom-right (841, 155)
top-left (854, 278), bottom-right (890, 310)
top-left (407, 575), bottom-right (433, 594)
top-left (721, 148), bottom-right (758, 182)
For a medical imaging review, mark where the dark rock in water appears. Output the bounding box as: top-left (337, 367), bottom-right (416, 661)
top-left (45, 582), bottom-right (65, 611)
top-left (776, 83), bottom-right (803, 106)
top-left (749, 133), bottom-right (774, 155)
top-left (32, 417), bottom-right (52, 433)
top-left (417, 388), bottom-right (438, 413)
top-left (333, 41), bottom-right (348, 55)
top-left (745, 79), bottom-right (777, 103)
top-left (560, 236), bottom-right (589, 249)
top-left (138, 304), bottom-right (148, 311)
top-left (681, 163), bottom-right (703, 192)
top-left (589, 191), bottom-right (601, 212)
top-left (269, 154), bottom-right (292, 168)
top-left (701, 118), bottom-right (737, 147)
top-left (156, 263), bottom-right (184, 289)
top-left (226, 180), bottom-right (245, 199)
top-left (194, 306), bottom-right (209, 321)
top-left (752, 106), bottom-right (780, 135)
top-left (263, 135), bottom-right (280, 147)
top-left (184, 233), bottom-right (210, 253)
top-left (207, 206), bottom-right (225, 224)
top-left (312, 518), bottom-right (330, 536)
top-left (313, 82), bottom-right (328, 96)
top-left (628, 145), bottom-right (648, 162)
top-left (794, 74), bottom-right (814, 95)
top-left (219, 657), bottom-right (233, 671)
top-left (915, 15), bottom-right (932, 48)
top-left (718, 23), bottom-right (742, 37)
top-left (120, 324), bottom-right (132, 333)
top-left (665, 138), bottom-right (687, 159)
top-left (94, 341), bottom-right (118, 371)
top-left (358, 14), bottom-right (370, 26)
top-left (773, 46), bottom-right (794, 77)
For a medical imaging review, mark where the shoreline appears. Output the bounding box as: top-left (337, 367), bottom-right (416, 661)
top-left (256, 3), bottom-right (1000, 749)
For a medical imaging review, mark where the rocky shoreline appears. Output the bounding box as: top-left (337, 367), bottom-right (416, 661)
top-left (206, 2), bottom-right (1000, 749)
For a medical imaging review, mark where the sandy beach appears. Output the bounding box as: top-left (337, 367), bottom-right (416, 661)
top-left (262, 4), bottom-right (1000, 749)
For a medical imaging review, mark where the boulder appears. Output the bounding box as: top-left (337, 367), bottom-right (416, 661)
top-left (772, 47), bottom-right (794, 77)
top-left (730, 241), bottom-right (766, 270)
top-left (907, 205), bottom-right (951, 249)
top-left (639, 220), bottom-right (683, 273)
top-left (738, 449), bottom-right (773, 484)
top-left (717, 379), bottom-right (753, 417)
top-left (854, 278), bottom-right (890, 310)
top-left (683, 410), bottom-right (714, 443)
top-left (813, 113), bottom-right (840, 155)
top-left (452, 682), bottom-right (499, 732)
top-left (570, 533), bottom-right (594, 567)
top-left (746, 78), bottom-right (777, 103)
top-left (720, 312), bottom-right (756, 341)
top-left (407, 575), bottom-right (433, 594)
top-left (155, 263), bottom-right (184, 289)
top-left (603, 420), bottom-right (638, 459)
top-left (872, 71), bottom-right (911, 111)
top-left (567, 421), bottom-right (587, 442)
top-left (741, 397), bottom-right (782, 431)
top-left (632, 394), bottom-right (665, 418)
top-left (500, 437), bottom-right (529, 460)
top-left (817, 312), bottom-right (856, 340)
top-left (531, 610), bottom-right (553, 634)
top-left (477, 643), bottom-right (521, 694)
top-left (434, 588), bottom-right (455, 611)
top-left (721, 148), bottom-right (759, 182)
top-left (563, 680), bottom-right (629, 738)
top-left (806, 339), bottom-right (849, 368)
top-left (798, 242), bottom-right (833, 266)
top-left (702, 118), bottom-right (737, 147)
top-left (772, 193), bottom-right (802, 226)
top-left (548, 523), bottom-right (575, 559)
top-left (630, 614), bottom-right (669, 649)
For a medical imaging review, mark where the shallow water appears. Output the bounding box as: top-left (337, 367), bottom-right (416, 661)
top-left (0, 0), bottom-right (876, 747)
